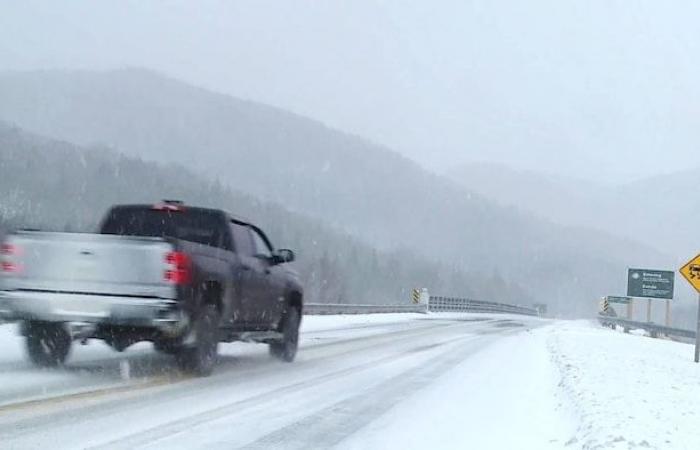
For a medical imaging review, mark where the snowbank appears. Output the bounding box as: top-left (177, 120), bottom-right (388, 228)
top-left (549, 321), bottom-right (700, 450)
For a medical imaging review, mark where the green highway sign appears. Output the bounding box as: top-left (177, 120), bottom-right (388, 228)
top-left (627, 268), bottom-right (675, 300)
top-left (606, 296), bottom-right (632, 305)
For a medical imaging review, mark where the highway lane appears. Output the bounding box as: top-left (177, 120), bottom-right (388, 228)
top-left (0, 314), bottom-right (546, 449)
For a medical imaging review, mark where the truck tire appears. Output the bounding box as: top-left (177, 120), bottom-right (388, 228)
top-left (153, 339), bottom-right (182, 355)
top-left (269, 307), bottom-right (300, 362)
top-left (176, 304), bottom-right (219, 376)
top-left (25, 321), bottom-right (71, 367)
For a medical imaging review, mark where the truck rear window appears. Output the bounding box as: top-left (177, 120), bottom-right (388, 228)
top-left (100, 208), bottom-right (226, 248)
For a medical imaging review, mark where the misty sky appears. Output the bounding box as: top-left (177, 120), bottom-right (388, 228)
top-left (1, 0), bottom-right (698, 181)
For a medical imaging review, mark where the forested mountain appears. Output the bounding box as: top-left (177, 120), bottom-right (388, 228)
top-left (0, 122), bottom-right (530, 307)
top-left (0, 69), bottom-right (665, 316)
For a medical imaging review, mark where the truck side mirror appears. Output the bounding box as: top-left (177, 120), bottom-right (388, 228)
top-left (274, 249), bottom-right (295, 264)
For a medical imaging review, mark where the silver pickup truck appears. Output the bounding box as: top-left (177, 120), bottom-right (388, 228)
top-left (0, 202), bottom-right (303, 376)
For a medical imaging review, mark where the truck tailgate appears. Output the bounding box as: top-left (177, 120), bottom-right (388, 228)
top-left (1, 232), bottom-right (176, 299)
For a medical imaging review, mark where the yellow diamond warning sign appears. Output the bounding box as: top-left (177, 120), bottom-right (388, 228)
top-left (679, 253), bottom-right (700, 294)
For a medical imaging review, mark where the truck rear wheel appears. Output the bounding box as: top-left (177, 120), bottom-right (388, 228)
top-left (176, 304), bottom-right (219, 376)
top-left (154, 339), bottom-right (182, 355)
top-left (269, 307), bottom-right (300, 362)
top-left (25, 321), bottom-right (71, 367)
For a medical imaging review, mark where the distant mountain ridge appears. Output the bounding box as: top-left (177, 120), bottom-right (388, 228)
top-left (447, 162), bottom-right (698, 261)
top-left (0, 69), bottom-right (667, 315)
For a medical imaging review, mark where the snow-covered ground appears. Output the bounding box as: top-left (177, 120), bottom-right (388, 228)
top-left (549, 321), bottom-right (700, 450)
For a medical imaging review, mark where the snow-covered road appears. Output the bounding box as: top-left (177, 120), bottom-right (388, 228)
top-left (6, 315), bottom-right (699, 449)
top-left (0, 313), bottom-right (567, 449)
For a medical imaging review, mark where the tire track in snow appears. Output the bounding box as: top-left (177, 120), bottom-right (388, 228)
top-left (0, 318), bottom-right (447, 411)
top-left (0, 319), bottom-right (478, 444)
top-left (238, 333), bottom-right (516, 450)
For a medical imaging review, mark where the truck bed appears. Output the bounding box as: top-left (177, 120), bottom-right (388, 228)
top-left (1, 231), bottom-right (177, 299)
top-left (0, 231), bottom-right (180, 326)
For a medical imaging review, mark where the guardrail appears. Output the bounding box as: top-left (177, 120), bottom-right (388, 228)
top-left (429, 296), bottom-right (539, 316)
top-left (304, 303), bottom-right (426, 315)
top-left (597, 315), bottom-right (696, 339)
top-left (305, 297), bottom-right (539, 317)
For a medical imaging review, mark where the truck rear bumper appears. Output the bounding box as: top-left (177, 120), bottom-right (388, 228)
top-left (0, 290), bottom-right (184, 331)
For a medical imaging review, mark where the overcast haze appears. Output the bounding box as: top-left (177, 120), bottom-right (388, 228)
top-left (1, 0), bottom-right (698, 181)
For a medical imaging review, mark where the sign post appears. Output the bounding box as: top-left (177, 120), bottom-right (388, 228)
top-left (627, 300), bottom-right (634, 320)
top-left (679, 254), bottom-right (700, 363)
top-left (627, 268), bottom-right (675, 324)
top-left (695, 296), bottom-right (700, 364)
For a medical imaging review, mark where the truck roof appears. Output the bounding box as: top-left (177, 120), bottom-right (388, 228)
top-left (109, 203), bottom-right (252, 225)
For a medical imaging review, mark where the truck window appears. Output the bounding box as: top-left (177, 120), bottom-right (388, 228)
top-left (101, 207), bottom-right (226, 248)
top-left (251, 228), bottom-right (273, 258)
top-left (230, 222), bottom-right (255, 256)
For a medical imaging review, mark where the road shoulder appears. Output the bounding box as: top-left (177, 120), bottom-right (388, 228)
top-left (337, 323), bottom-right (576, 450)
top-left (549, 320), bottom-right (700, 450)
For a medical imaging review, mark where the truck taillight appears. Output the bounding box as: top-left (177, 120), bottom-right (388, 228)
top-left (1, 244), bottom-right (22, 274)
top-left (165, 251), bottom-right (191, 285)
top-left (1, 262), bottom-right (20, 273)
top-left (1, 244), bottom-right (21, 256)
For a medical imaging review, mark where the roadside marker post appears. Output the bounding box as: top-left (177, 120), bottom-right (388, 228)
top-left (411, 288), bottom-right (430, 313)
top-left (604, 296), bottom-right (631, 315)
top-left (678, 253), bottom-right (700, 363)
top-left (411, 288), bottom-right (421, 304)
top-left (419, 288), bottom-right (430, 306)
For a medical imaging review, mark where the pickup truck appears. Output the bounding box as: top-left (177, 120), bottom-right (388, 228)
top-left (0, 201), bottom-right (303, 376)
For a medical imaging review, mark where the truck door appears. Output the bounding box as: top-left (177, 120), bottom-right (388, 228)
top-left (249, 226), bottom-right (286, 327)
top-left (230, 221), bottom-right (269, 328)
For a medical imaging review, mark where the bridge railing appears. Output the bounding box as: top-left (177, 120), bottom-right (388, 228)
top-left (304, 303), bottom-right (426, 315)
top-left (305, 297), bottom-right (539, 317)
top-left (428, 296), bottom-right (539, 316)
